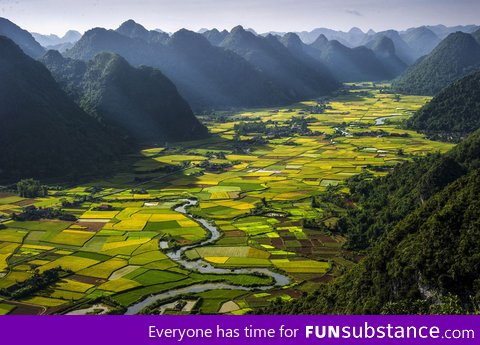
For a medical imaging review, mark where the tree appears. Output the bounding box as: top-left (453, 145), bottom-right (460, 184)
top-left (16, 179), bottom-right (47, 198)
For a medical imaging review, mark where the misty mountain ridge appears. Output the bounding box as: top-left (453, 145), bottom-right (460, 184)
top-left (0, 17), bottom-right (45, 58)
top-left (32, 30), bottom-right (82, 47)
top-left (0, 35), bottom-right (124, 181)
top-left (262, 24), bottom-right (478, 65)
top-left (305, 35), bottom-right (395, 81)
top-left (65, 20), bottom-right (337, 109)
top-left (42, 50), bottom-right (207, 144)
top-left (217, 25), bottom-right (339, 99)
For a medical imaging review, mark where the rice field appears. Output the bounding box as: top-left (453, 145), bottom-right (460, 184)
top-left (0, 84), bottom-right (454, 314)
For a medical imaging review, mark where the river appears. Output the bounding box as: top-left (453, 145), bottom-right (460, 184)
top-left (125, 199), bottom-right (290, 315)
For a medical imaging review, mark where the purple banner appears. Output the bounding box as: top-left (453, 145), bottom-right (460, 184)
top-left (1, 315), bottom-right (478, 345)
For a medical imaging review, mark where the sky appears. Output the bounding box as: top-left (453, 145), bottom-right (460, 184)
top-left (1, 0), bottom-right (479, 36)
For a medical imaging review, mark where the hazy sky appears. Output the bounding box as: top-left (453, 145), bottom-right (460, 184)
top-left (1, 0), bottom-right (479, 36)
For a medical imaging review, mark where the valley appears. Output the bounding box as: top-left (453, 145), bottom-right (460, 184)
top-left (0, 83), bottom-right (453, 315)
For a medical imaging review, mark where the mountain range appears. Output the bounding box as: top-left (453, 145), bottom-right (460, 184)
top-left (0, 36), bottom-right (124, 181)
top-left (305, 34), bottom-right (397, 81)
top-left (0, 17), bottom-right (45, 58)
top-left (215, 26), bottom-right (339, 99)
top-left (32, 30), bottom-right (81, 47)
top-left (42, 50), bottom-right (207, 144)
top-left (264, 24), bottom-right (478, 64)
top-left (65, 22), bottom-right (301, 109)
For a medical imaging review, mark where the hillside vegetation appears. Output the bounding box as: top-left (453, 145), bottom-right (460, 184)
top-left (407, 71), bottom-right (480, 140)
top-left (0, 36), bottom-right (124, 181)
top-left (42, 50), bottom-right (207, 144)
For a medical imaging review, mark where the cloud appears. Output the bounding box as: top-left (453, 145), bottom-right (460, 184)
top-left (345, 9), bottom-right (362, 17)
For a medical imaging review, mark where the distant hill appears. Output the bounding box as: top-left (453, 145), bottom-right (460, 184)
top-left (473, 29), bottom-right (480, 44)
top-left (31, 30), bottom-right (82, 47)
top-left (279, 32), bottom-right (338, 80)
top-left (400, 26), bottom-right (441, 60)
top-left (306, 35), bottom-right (392, 81)
top-left (365, 36), bottom-right (407, 76)
top-left (44, 42), bottom-right (75, 53)
top-left (362, 30), bottom-right (416, 64)
top-left (42, 50), bottom-right (207, 144)
top-left (425, 24), bottom-right (480, 39)
top-left (0, 17), bottom-right (45, 57)
top-left (66, 21), bottom-right (293, 109)
top-left (0, 36), bottom-right (123, 181)
top-left (392, 32), bottom-right (480, 95)
top-left (116, 19), bottom-right (169, 43)
top-left (218, 26), bottom-right (339, 99)
top-left (407, 71), bottom-right (480, 139)
top-left (202, 28), bottom-right (229, 46)
top-left (291, 27), bottom-right (369, 46)
top-left (267, 25), bottom-right (477, 65)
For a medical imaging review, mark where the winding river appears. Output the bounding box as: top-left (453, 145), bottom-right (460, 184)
top-left (125, 199), bottom-right (290, 314)
top-left (375, 115), bottom-right (402, 125)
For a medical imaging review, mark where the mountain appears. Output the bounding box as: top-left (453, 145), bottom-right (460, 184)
top-left (31, 33), bottom-right (61, 47)
top-left (0, 17), bottom-right (45, 57)
top-left (218, 26), bottom-right (338, 98)
top-left (202, 28), bottom-right (229, 46)
top-left (392, 32), bottom-right (480, 95)
top-left (473, 29), bottom-right (480, 44)
top-left (292, 27), bottom-right (368, 47)
top-left (0, 36), bottom-right (123, 181)
top-left (44, 42), bottom-right (75, 53)
top-left (116, 19), bottom-right (169, 43)
top-left (407, 71), bottom-right (480, 138)
top-left (260, 127), bottom-right (480, 314)
top-left (32, 30), bottom-right (82, 47)
top-left (42, 50), bottom-right (207, 144)
top-left (307, 35), bottom-right (392, 82)
top-left (66, 21), bottom-right (293, 109)
top-left (365, 36), bottom-right (407, 76)
top-left (163, 28), bottom-right (294, 108)
top-left (363, 30), bottom-right (415, 64)
top-left (278, 32), bottom-right (338, 80)
top-left (65, 27), bottom-right (149, 63)
top-left (400, 27), bottom-right (441, 59)
top-left (426, 24), bottom-right (480, 39)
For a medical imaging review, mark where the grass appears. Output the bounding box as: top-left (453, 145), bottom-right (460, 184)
top-left (0, 303), bottom-right (16, 315)
top-left (7, 220), bottom-right (71, 232)
top-left (191, 246), bottom-right (269, 259)
top-left (191, 273), bottom-right (273, 286)
top-left (129, 250), bottom-right (167, 265)
top-left (48, 230), bottom-right (95, 246)
top-left (132, 270), bottom-right (186, 286)
top-left (194, 289), bottom-right (248, 314)
top-left (0, 243), bottom-right (19, 271)
top-left (80, 210), bottom-right (119, 219)
top-left (97, 278), bottom-right (142, 293)
top-left (55, 279), bottom-right (95, 293)
top-left (22, 296), bottom-right (67, 307)
top-left (112, 278), bottom-right (198, 306)
top-left (0, 229), bottom-right (28, 243)
top-left (78, 257), bottom-right (127, 279)
top-left (38, 256), bottom-right (99, 273)
top-left (271, 259), bottom-right (331, 273)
